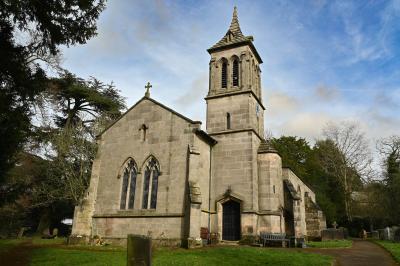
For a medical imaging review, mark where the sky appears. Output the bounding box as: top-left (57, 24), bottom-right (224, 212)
top-left (61, 0), bottom-right (400, 147)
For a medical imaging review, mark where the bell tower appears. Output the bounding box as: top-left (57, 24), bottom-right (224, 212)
top-left (207, 7), bottom-right (266, 231)
top-left (206, 7), bottom-right (264, 137)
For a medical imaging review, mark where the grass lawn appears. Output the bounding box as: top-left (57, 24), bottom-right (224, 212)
top-left (0, 239), bottom-right (23, 253)
top-left (307, 240), bottom-right (352, 248)
top-left (374, 240), bottom-right (400, 263)
top-left (0, 238), bottom-right (333, 266)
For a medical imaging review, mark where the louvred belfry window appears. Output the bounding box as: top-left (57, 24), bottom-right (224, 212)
top-left (222, 62), bottom-right (227, 88)
top-left (233, 59), bottom-right (239, 86)
top-left (142, 157), bottom-right (160, 209)
top-left (120, 160), bottom-right (137, 210)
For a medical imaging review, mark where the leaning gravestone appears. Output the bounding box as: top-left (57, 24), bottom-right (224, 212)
top-left (127, 234), bottom-right (152, 266)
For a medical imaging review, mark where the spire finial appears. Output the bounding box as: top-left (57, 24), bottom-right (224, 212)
top-left (228, 6), bottom-right (242, 34)
top-left (145, 82), bottom-right (152, 98)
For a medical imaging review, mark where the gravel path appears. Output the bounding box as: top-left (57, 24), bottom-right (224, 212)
top-left (304, 239), bottom-right (398, 266)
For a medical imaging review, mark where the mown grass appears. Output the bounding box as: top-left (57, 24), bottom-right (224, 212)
top-left (153, 246), bottom-right (332, 266)
top-left (0, 239), bottom-right (23, 253)
top-left (30, 247), bottom-right (125, 266)
top-left (374, 240), bottom-right (400, 263)
top-left (0, 238), bottom-right (333, 266)
top-left (307, 240), bottom-right (352, 248)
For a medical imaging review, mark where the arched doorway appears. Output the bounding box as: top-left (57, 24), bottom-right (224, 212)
top-left (222, 200), bottom-right (241, 240)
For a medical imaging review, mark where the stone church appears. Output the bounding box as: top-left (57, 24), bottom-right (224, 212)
top-left (71, 7), bottom-right (326, 246)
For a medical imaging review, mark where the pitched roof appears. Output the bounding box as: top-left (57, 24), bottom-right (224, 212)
top-left (97, 96), bottom-right (201, 138)
top-left (207, 7), bottom-right (262, 63)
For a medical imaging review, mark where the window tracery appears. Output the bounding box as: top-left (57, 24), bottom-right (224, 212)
top-left (142, 157), bottom-right (160, 209)
top-left (120, 159), bottom-right (137, 210)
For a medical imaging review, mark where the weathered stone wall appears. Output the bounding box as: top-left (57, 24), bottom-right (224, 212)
top-left (71, 141), bottom-right (103, 237)
top-left (282, 168), bottom-right (315, 238)
top-left (257, 153), bottom-right (284, 212)
top-left (94, 99), bottom-right (198, 215)
top-left (72, 98), bottom-right (209, 243)
top-left (93, 216), bottom-right (183, 241)
top-left (210, 131), bottom-right (258, 212)
top-left (305, 195), bottom-right (326, 239)
top-left (206, 94), bottom-right (263, 137)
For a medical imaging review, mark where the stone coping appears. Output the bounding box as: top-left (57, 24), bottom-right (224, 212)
top-left (208, 128), bottom-right (263, 141)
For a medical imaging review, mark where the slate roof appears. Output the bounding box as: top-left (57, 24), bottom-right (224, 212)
top-left (258, 139), bottom-right (278, 154)
top-left (207, 7), bottom-right (262, 63)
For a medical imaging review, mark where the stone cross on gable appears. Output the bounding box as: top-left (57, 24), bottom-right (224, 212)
top-left (145, 82), bottom-right (152, 98)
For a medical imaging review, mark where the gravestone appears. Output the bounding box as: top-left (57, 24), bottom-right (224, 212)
top-left (370, 231), bottom-right (379, 239)
top-left (378, 229), bottom-right (385, 240)
top-left (127, 234), bottom-right (152, 266)
top-left (321, 228), bottom-right (345, 241)
top-left (394, 228), bottom-right (400, 242)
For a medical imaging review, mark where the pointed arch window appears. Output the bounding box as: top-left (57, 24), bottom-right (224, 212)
top-left (120, 160), bottom-right (137, 210)
top-left (142, 157), bottom-right (160, 209)
top-left (221, 61), bottom-right (227, 88)
top-left (233, 59), bottom-right (239, 86)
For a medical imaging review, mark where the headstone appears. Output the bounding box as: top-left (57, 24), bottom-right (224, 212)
top-left (385, 227), bottom-right (391, 241)
top-left (321, 228), bottom-right (345, 241)
top-left (18, 227), bottom-right (27, 238)
top-left (378, 229), bottom-right (385, 240)
top-left (394, 228), bottom-right (400, 242)
top-left (127, 234), bottom-right (152, 266)
top-left (371, 231), bottom-right (379, 239)
top-left (332, 221), bottom-right (338, 229)
top-left (52, 228), bottom-right (58, 238)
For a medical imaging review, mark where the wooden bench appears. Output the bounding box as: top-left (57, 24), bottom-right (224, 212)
top-left (260, 232), bottom-right (290, 247)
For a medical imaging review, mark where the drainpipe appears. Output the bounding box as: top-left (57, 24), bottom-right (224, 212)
top-left (207, 144), bottom-right (213, 244)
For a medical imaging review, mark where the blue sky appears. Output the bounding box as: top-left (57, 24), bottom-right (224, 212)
top-left (61, 0), bottom-right (400, 144)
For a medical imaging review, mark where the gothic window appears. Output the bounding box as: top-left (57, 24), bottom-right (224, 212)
top-left (120, 159), bottom-right (137, 210)
top-left (227, 112), bottom-right (231, 129)
top-left (142, 157), bottom-right (160, 209)
top-left (221, 61), bottom-right (227, 88)
top-left (232, 59), bottom-right (239, 86)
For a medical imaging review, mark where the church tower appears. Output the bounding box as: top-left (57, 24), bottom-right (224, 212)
top-left (206, 7), bottom-right (264, 137)
top-left (206, 7), bottom-right (267, 241)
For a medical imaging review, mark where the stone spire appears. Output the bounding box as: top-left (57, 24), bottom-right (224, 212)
top-left (228, 6), bottom-right (244, 38)
top-left (208, 6), bottom-right (254, 51)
